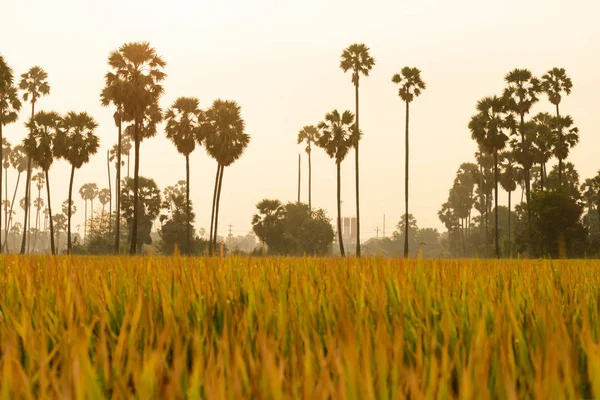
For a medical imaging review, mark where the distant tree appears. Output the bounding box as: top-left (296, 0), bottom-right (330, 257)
top-left (581, 173), bottom-right (600, 246)
top-left (503, 68), bottom-right (541, 236)
top-left (19, 66), bottom-right (50, 254)
top-left (23, 110), bottom-right (60, 254)
top-left (0, 56), bottom-right (22, 252)
top-left (4, 145), bottom-right (27, 251)
top-left (52, 213), bottom-right (67, 253)
top-left (164, 96), bottom-right (204, 254)
top-left (2, 139), bottom-right (11, 238)
top-left (541, 68), bottom-right (573, 187)
top-left (202, 100), bottom-right (250, 254)
top-left (340, 43), bottom-right (375, 257)
top-left (546, 162), bottom-right (581, 201)
top-left (499, 150), bottom-right (520, 256)
top-left (316, 109), bottom-right (357, 257)
top-left (55, 111), bottom-right (99, 253)
top-left (297, 125), bottom-right (319, 210)
top-left (529, 113), bottom-right (554, 191)
top-left (121, 176), bottom-right (161, 253)
top-left (392, 66), bottom-right (426, 257)
top-left (31, 172), bottom-right (45, 250)
top-left (79, 183), bottom-right (99, 243)
top-left (98, 188), bottom-right (110, 219)
top-left (104, 42), bottom-right (166, 255)
top-left (159, 181), bottom-right (202, 255)
top-left (469, 96), bottom-right (512, 258)
top-left (551, 115), bottom-right (579, 189)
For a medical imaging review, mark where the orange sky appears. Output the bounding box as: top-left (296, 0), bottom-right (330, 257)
top-left (2, 0), bottom-right (599, 240)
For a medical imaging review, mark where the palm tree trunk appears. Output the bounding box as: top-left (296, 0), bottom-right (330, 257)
top-left (4, 167), bottom-right (7, 248)
top-left (130, 120), bottom-right (141, 255)
top-left (337, 161), bottom-right (345, 257)
top-left (115, 113), bottom-right (122, 254)
top-left (212, 165), bottom-right (224, 253)
top-left (308, 149), bottom-right (312, 211)
top-left (520, 114), bottom-right (532, 241)
top-left (127, 154), bottom-right (130, 178)
top-left (46, 170), bottom-right (55, 255)
top-left (4, 172), bottom-right (20, 251)
top-left (0, 123), bottom-right (2, 254)
top-left (354, 82), bottom-right (361, 257)
top-left (21, 101), bottom-right (35, 255)
top-left (107, 150), bottom-right (112, 235)
top-left (91, 199), bottom-right (94, 234)
top-left (31, 187), bottom-right (41, 251)
top-left (185, 154), bottom-right (191, 255)
top-left (297, 154), bottom-right (301, 203)
top-left (508, 190), bottom-right (512, 257)
top-left (556, 103), bottom-right (563, 189)
top-left (67, 165), bottom-right (75, 253)
top-left (27, 178), bottom-right (32, 252)
top-left (404, 101), bottom-right (410, 258)
top-left (540, 162), bottom-right (545, 192)
top-left (84, 201), bottom-right (87, 243)
top-left (494, 150), bottom-right (499, 259)
top-left (209, 163), bottom-right (220, 255)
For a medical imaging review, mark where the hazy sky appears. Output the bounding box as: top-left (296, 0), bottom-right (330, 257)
top-left (2, 0), bottom-right (599, 241)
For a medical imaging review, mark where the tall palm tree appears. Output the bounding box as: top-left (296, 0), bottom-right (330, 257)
top-left (54, 111), bottom-right (99, 253)
top-left (79, 183), bottom-right (99, 243)
top-left (104, 42), bottom-right (166, 255)
top-left (551, 115), bottom-right (579, 189)
top-left (502, 68), bottom-right (541, 237)
top-left (31, 172), bottom-right (45, 250)
top-left (19, 66), bottom-right (50, 254)
top-left (340, 43), bottom-right (375, 257)
top-left (469, 96), bottom-right (512, 259)
top-left (542, 68), bottom-right (572, 188)
top-left (499, 150), bottom-right (520, 257)
top-left (316, 109), bottom-right (357, 257)
top-left (202, 100), bottom-right (250, 253)
top-left (4, 145), bottom-right (27, 251)
top-left (2, 139), bottom-right (11, 241)
top-left (0, 56), bottom-right (22, 252)
top-left (23, 111), bottom-right (60, 255)
top-left (297, 125), bottom-right (319, 211)
top-left (392, 67), bottom-right (426, 258)
top-left (164, 96), bottom-right (204, 254)
top-left (530, 113), bottom-right (554, 191)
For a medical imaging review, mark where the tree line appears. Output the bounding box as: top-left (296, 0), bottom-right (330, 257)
top-left (0, 42), bottom-right (250, 255)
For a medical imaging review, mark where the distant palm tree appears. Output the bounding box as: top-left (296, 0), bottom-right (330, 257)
top-left (392, 67), bottom-right (426, 258)
top-left (99, 188), bottom-right (110, 220)
top-left (23, 111), bottom-right (60, 254)
top-left (469, 96), bottom-right (512, 259)
top-left (529, 113), bottom-right (554, 191)
top-left (502, 69), bottom-right (541, 236)
top-left (297, 125), bottom-right (319, 211)
top-left (0, 56), bottom-right (22, 252)
top-left (19, 66), bottom-right (50, 254)
top-left (340, 43), bottom-right (375, 257)
top-left (581, 174), bottom-right (600, 238)
top-left (164, 96), bottom-right (204, 254)
top-left (316, 109), bottom-right (357, 257)
top-left (551, 115), bottom-right (579, 190)
top-left (104, 42), bottom-right (166, 255)
top-left (79, 183), bottom-right (99, 243)
top-left (54, 111), bottom-right (99, 253)
top-left (2, 139), bottom-right (11, 241)
top-left (202, 100), bottom-right (250, 253)
top-left (31, 172), bottom-right (45, 250)
top-left (499, 150), bottom-right (520, 257)
top-left (52, 213), bottom-right (67, 253)
top-left (541, 68), bottom-right (572, 188)
top-left (4, 145), bottom-right (27, 251)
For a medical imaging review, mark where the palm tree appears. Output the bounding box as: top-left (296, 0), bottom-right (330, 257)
top-left (502, 69), bottom-right (541, 236)
top-left (392, 67), bottom-right (426, 258)
top-left (316, 109), bottom-right (357, 257)
top-left (54, 111), bottom-right (99, 253)
top-left (581, 174), bottom-right (600, 238)
top-left (19, 66), bottom-right (50, 254)
top-left (542, 68), bottom-right (572, 187)
top-left (79, 183), bottom-right (99, 243)
top-left (104, 42), bottom-right (166, 255)
top-left (202, 100), bottom-right (250, 253)
top-left (23, 110), bottom-right (60, 255)
top-left (551, 115), bottom-right (579, 189)
top-left (0, 56), bottom-right (22, 252)
top-left (31, 172), bottom-right (45, 250)
top-left (164, 96), bottom-right (203, 254)
top-left (530, 113), bottom-right (554, 191)
top-left (340, 43), bottom-right (375, 257)
top-left (469, 96), bottom-right (512, 259)
top-left (297, 126), bottom-right (319, 211)
top-left (499, 150), bottom-right (520, 257)
top-left (2, 139), bottom-right (10, 241)
top-left (99, 188), bottom-right (110, 219)
top-left (52, 213), bottom-right (67, 253)
top-left (4, 145), bottom-right (27, 251)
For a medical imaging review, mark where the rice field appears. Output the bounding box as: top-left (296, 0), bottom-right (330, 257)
top-left (0, 255), bottom-right (599, 399)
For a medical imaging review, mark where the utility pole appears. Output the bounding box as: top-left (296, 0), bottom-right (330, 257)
top-left (297, 154), bottom-right (301, 203)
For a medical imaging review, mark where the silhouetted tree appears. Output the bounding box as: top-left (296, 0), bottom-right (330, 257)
top-left (55, 111), bottom-right (99, 253)
top-left (31, 172), bottom-right (44, 250)
top-left (340, 43), bottom-right (375, 257)
top-left (316, 109), bottom-right (357, 257)
top-left (392, 67), bottom-right (426, 257)
top-left (297, 125), bottom-right (319, 211)
top-left (121, 176), bottom-right (161, 253)
top-left (499, 150), bottom-right (520, 256)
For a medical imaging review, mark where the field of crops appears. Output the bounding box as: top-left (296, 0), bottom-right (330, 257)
top-left (0, 255), bottom-right (599, 398)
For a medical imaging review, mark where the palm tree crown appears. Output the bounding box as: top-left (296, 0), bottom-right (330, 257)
top-left (297, 125), bottom-right (319, 154)
top-left (502, 68), bottom-right (541, 117)
top-left (316, 110), bottom-right (357, 163)
top-left (203, 100), bottom-right (250, 166)
top-left (541, 67), bottom-right (572, 106)
top-left (23, 111), bottom-right (61, 171)
top-left (55, 112), bottom-right (100, 168)
top-left (165, 96), bottom-right (203, 156)
top-left (392, 67), bottom-right (426, 103)
top-left (340, 43), bottom-right (375, 86)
